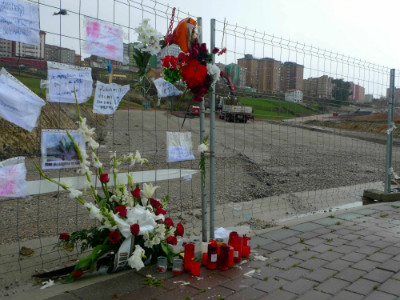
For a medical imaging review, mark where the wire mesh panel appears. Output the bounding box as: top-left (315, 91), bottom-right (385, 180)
top-left (0, 0), bottom-right (203, 290)
top-left (210, 18), bottom-right (392, 231)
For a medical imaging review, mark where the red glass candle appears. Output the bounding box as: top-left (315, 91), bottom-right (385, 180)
top-left (191, 261), bottom-right (201, 276)
top-left (218, 244), bottom-right (230, 271)
top-left (207, 241), bottom-right (218, 270)
top-left (228, 232), bottom-right (239, 246)
top-left (202, 253), bottom-right (208, 266)
top-left (228, 246), bottom-right (234, 267)
top-left (184, 243), bottom-right (195, 272)
top-left (242, 236), bottom-right (251, 257)
top-left (231, 236), bottom-right (242, 263)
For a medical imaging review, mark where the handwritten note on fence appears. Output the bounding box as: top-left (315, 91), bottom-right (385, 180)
top-left (0, 68), bottom-right (45, 131)
top-left (153, 78), bottom-right (182, 98)
top-left (93, 81), bottom-right (130, 114)
top-left (85, 18), bottom-right (123, 62)
top-left (47, 62), bottom-right (93, 103)
top-left (0, 157), bottom-right (26, 198)
top-left (166, 132), bottom-right (195, 162)
top-left (0, 0), bottom-right (40, 45)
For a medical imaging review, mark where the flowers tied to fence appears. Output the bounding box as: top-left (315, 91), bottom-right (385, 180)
top-left (162, 18), bottom-right (225, 103)
top-left (35, 95), bottom-right (184, 282)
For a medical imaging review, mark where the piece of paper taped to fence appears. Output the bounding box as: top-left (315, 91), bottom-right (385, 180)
top-left (166, 132), bottom-right (195, 162)
top-left (0, 0), bottom-right (40, 45)
top-left (47, 62), bottom-right (93, 103)
top-left (153, 78), bottom-right (183, 98)
top-left (41, 130), bottom-right (85, 170)
top-left (85, 17), bottom-right (123, 62)
top-left (0, 157), bottom-right (27, 198)
top-left (0, 68), bottom-right (45, 132)
top-left (93, 81), bottom-right (130, 114)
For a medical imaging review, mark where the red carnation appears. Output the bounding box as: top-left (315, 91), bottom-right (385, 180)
top-left (156, 207), bottom-right (166, 215)
top-left (150, 198), bottom-right (162, 209)
top-left (163, 217), bottom-right (174, 228)
top-left (161, 55), bottom-right (179, 69)
top-left (72, 269), bottom-right (83, 279)
top-left (181, 60), bottom-right (208, 88)
top-left (59, 232), bottom-right (69, 241)
top-left (130, 224), bottom-right (140, 236)
top-left (99, 173), bottom-right (109, 183)
top-left (115, 206), bottom-right (127, 217)
top-left (175, 222), bottom-right (184, 237)
top-left (109, 231), bottom-right (121, 244)
top-left (131, 188), bottom-right (141, 198)
top-left (166, 236), bottom-right (178, 246)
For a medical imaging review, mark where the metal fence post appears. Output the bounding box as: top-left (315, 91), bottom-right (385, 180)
top-left (209, 18), bottom-right (216, 240)
top-left (385, 69), bottom-right (396, 193)
top-left (197, 17), bottom-right (207, 242)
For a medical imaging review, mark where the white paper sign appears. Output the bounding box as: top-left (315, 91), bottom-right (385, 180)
top-left (0, 68), bottom-right (45, 132)
top-left (41, 130), bottom-right (85, 170)
top-left (0, 157), bottom-right (26, 198)
top-left (0, 0), bottom-right (40, 45)
top-left (93, 81), bottom-right (130, 114)
top-left (47, 62), bottom-right (93, 103)
top-left (154, 78), bottom-right (182, 98)
top-left (166, 132), bottom-right (195, 163)
top-left (85, 18), bottom-right (123, 62)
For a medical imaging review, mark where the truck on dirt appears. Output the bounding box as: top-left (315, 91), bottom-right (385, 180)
top-left (217, 98), bottom-right (254, 123)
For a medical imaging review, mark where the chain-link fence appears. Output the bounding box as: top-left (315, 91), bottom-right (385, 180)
top-left (0, 0), bottom-right (397, 292)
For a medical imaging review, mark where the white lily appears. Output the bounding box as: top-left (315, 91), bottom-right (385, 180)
top-left (198, 143), bottom-right (209, 153)
top-left (84, 202), bottom-right (103, 222)
top-left (128, 245), bottom-right (145, 271)
top-left (142, 182), bottom-right (159, 199)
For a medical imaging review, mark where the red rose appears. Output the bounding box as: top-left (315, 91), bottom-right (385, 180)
top-left (212, 47), bottom-right (219, 54)
top-left (72, 269), bottom-right (83, 279)
top-left (130, 224), bottom-right (140, 236)
top-left (115, 206), bottom-right (127, 217)
top-left (59, 232), bottom-right (69, 241)
top-left (166, 236), bottom-right (177, 246)
top-left (200, 43), bottom-right (208, 54)
top-left (156, 207), bottom-right (167, 215)
top-left (175, 222), bottom-right (184, 237)
top-left (131, 188), bottom-right (141, 198)
top-left (149, 198), bottom-right (162, 209)
top-left (163, 217), bottom-right (174, 228)
top-left (109, 231), bottom-right (121, 244)
top-left (99, 173), bottom-right (109, 183)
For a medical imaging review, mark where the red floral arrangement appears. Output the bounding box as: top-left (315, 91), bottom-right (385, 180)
top-left (162, 18), bottom-right (226, 102)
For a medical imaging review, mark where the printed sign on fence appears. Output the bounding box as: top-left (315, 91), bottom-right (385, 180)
top-left (41, 130), bottom-right (85, 170)
top-left (85, 18), bottom-right (123, 62)
top-left (93, 81), bottom-right (130, 114)
top-left (166, 132), bottom-right (195, 162)
top-left (47, 62), bottom-right (93, 103)
top-left (0, 157), bottom-right (27, 198)
top-left (153, 78), bottom-right (183, 98)
top-left (0, 0), bottom-right (40, 45)
top-left (0, 68), bottom-right (45, 132)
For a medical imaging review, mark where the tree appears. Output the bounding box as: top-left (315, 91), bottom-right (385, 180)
top-left (332, 79), bottom-right (352, 104)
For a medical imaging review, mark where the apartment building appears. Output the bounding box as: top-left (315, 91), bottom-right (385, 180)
top-left (238, 54), bottom-right (258, 89)
top-left (258, 57), bottom-right (281, 92)
top-left (225, 63), bottom-right (247, 88)
top-left (13, 31), bottom-right (46, 59)
top-left (349, 83), bottom-right (365, 103)
top-left (280, 62), bottom-right (304, 92)
top-left (45, 45), bottom-right (75, 65)
top-left (0, 39), bottom-right (13, 57)
top-left (303, 75), bottom-right (334, 99)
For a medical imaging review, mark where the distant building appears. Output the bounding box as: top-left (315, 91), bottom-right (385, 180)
top-left (303, 75), bottom-right (333, 99)
top-left (225, 63), bottom-right (247, 88)
top-left (386, 88), bottom-right (400, 104)
top-left (280, 62), bottom-right (304, 92)
top-left (13, 31), bottom-right (46, 59)
top-left (349, 83), bottom-right (365, 103)
top-left (285, 90), bottom-right (303, 103)
top-left (238, 54), bottom-right (258, 89)
top-left (0, 39), bottom-right (13, 57)
top-left (258, 57), bottom-right (281, 92)
top-left (75, 54), bottom-right (82, 65)
top-left (365, 94), bottom-right (373, 103)
top-left (45, 45), bottom-right (75, 65)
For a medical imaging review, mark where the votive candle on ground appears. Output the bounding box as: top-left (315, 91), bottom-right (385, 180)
top-left (172, 258), bottom-right (183, 275)
top-left (157, 256), bottom-right (167, 273)
top-left (207, 241), bottom-right (218, 270)
top-left (218, 244), bottom-right (230, 271)
top-left (202, 253), bottom-right (208, 266)
top-left (231, 236), bottom-right (243, 263)
top-left (184, 243), bottom-right (195, 272)
top-left (242, 236), bottom-right (251, 257)
top-left (191, 261), bottom-right (201, 276)
top-left (228, 246), bottom-right (234, 267)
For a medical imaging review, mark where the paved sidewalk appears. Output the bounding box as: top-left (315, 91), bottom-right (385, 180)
top-left (13, 202), bottom-right (400, 300)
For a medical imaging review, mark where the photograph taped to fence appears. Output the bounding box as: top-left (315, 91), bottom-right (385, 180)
top-left (41, 130), bottom-right (84, 170)
top-left (0, 0), bottom-right (40, 45)
top-left (0, 157), bottom-right (26, 198)
top-left (47, 62), bottom-right (93, 103)
top-left (93, 81), bottom-right (130, 114)
top-left (85, 17), bottom-right (124, 62)
top-left (0, 68), bottom-right (45, 132)
top-left (166, 132), bottom-right (195, 162)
